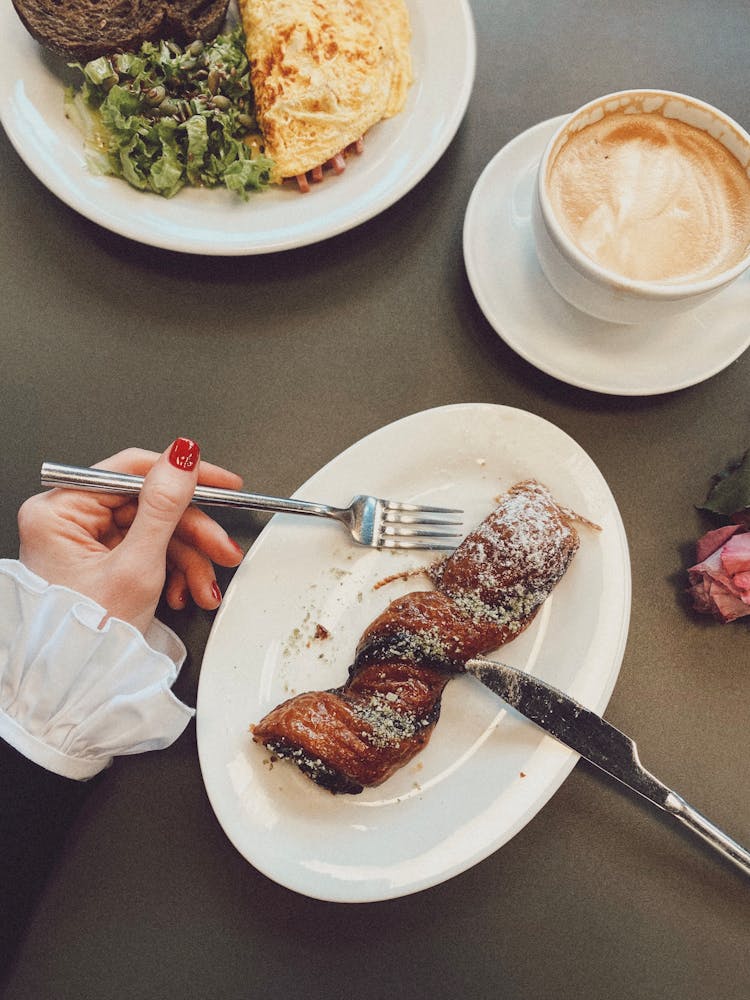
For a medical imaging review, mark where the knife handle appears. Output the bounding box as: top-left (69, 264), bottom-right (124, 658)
top-left (666, 792), bottom-right (750, 876)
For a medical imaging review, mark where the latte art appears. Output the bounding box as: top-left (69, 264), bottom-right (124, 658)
top-left (547, 112), bottom-right (750, 283)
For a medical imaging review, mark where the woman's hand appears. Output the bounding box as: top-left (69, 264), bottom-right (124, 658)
top-left (17, 438), bottom-right (244, 634)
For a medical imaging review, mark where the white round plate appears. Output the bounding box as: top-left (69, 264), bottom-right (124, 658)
top-left (0, 1), bottom-right (475, 255)
top-left (463, 117), bottom-right (750, 395)
top-left (197, 403), bottom-right (631, 902)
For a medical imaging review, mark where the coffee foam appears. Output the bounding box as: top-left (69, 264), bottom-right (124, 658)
top-left (547, 110), bottom-right (750, 283)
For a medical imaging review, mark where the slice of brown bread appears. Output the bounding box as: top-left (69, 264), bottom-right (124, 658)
top-left (163, 0), bottom-right (230, 43)
top-left (11, 0), bottom-right (232, 62)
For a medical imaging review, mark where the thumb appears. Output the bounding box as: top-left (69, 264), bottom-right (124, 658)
top-left (120, 437), bottom-right (200, 562)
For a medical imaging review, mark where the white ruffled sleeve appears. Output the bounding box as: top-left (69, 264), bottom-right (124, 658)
top-left (0, 559), bottom-right (195, 781)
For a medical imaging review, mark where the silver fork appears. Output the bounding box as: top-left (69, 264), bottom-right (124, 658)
top-left (40, 462), bottom-right (464, 551)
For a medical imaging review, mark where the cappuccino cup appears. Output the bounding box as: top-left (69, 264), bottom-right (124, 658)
top-left (532, 90), bottom-right (750, 324)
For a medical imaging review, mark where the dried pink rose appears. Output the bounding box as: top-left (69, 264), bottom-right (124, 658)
top-left (687, 524), bottom-right (750, 622)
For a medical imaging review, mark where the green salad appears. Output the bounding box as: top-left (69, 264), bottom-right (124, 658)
top-left (65, 26), bottom-right (274, 199)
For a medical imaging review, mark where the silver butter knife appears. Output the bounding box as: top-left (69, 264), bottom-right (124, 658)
top-left (465, 657), bottom-right (750, 876)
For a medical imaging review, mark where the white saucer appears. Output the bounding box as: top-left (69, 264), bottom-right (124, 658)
top-left (463, 116), bottom-right (750, 396)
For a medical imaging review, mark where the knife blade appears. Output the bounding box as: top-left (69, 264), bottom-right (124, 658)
top-left (465, 656), bottom-right (750, 877)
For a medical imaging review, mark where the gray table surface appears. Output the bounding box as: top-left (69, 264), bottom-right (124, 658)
top-left (2, 1), bottom-right (749, 997)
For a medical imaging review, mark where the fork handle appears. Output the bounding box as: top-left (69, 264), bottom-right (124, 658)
top-left (40, 462), bottom-right (342, 519)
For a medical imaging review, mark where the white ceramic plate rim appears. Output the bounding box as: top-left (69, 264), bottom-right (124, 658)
top-left (463, 117), bottom-right (750, 395)
top-left (196, 403), bottom-right (631, 902)
top-left (0, 0), bottom-right (475, 255)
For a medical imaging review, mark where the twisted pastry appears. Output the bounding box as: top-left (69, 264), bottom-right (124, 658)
top-left (252, 481), bottom-right (589, 794)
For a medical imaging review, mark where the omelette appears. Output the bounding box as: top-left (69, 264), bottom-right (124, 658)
top-left (238, 0), bottom-right (412, 187)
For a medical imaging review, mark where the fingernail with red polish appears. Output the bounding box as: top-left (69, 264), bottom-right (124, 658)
top-left (211, 581), bottom-right (222, 605)
top-left (230, 538), bottom-right (244, 555)
top-left (169, 437), bottom-right (200, 471)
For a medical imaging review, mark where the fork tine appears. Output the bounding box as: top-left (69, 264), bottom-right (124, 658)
top-left (381, 525), bottom-right (462, 539)
top-left (379, 539), bottom-right (458, 551)
top-left (383, 512), bottom-right (463, 526)
top-left (384, 501), bottom-right (463, 514)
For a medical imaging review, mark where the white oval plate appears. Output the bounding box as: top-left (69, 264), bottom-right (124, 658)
top-left (463, 117), bottom-right (750, 395)
top-left (0, 0), bottom-right (475, 255)
top-left (197, 404), bottom-right (631, 902)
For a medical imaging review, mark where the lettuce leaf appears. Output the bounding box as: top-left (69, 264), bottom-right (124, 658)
top-left (699, 449), bottom-right (750, 519)
top-left (66, 26), bottom-right (274, 199)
